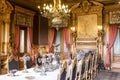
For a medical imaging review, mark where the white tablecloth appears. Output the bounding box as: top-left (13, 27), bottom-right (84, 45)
top-left (0, 68), bottom-right (59, 80)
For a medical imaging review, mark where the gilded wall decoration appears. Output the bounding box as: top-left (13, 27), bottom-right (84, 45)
top-left (16, 13), bottom-right (32, 26)
top-left (81, 0), bottom-right (91, 13)
top-left (77, 14), bottom-right (97, 38)
top-left (109, 11), bottom-right (120, 24)
top-left (0, 0), bottom-right (13, 54)
top-left (0, 0), bottom-right (13, 14)
top-left (71, 0), bottom-right (103, 51)
top-left (0, 0), bottom-right (7, 14)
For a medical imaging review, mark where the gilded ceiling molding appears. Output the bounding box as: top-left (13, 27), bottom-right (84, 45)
top-left (70, 3), bottom-right (80, 11)
top-left (15, 6), bottom-right (35, 17)
top-left (71, 0), bottom-right (103, 14)
top-left (90, 1), bottom-right (103, 7)
top-left (105, 4), bottom-right (120, 11)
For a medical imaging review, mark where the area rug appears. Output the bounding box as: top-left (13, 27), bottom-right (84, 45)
top-left (94, 71), bottom-right (120, 80)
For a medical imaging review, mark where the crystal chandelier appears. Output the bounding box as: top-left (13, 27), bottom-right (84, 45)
top-left (37, 0), bottom-right (70, 30)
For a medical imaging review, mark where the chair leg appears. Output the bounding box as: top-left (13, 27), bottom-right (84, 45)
top-left (90, 70), bottom-right (94, 80)
top-left (85, 71), bottom-right (88, 80)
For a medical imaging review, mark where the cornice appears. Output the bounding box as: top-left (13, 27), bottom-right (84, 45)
top-left (105, 4), bottom-right (120, 11)
top-left (15, 6), bottom-right (35, 16)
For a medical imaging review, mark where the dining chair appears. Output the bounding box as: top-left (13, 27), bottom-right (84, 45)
top-left (36, 55), bottom-right (42, 67)
top-left (58, 61), bottom-right (68, 80)
top-left (70, 58), bottom-right (77, 80)
top-left (26, 57), bottom-right (32, 68)
top-left (85, 53), bottom-right (93, 80)
top-left (92, 52), bottom-right (99, 78)
top-left (77, 56), bottom-right (86, 80)
top-left (0, 61), bottom-right (1, 74)
top-left (8, 58), bottom-right (19, 73)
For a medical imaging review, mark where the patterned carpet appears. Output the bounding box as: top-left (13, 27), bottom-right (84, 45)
top-left (94, 71), bottom-right (120, 80)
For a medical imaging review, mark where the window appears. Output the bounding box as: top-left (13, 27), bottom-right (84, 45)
top-left (114, 27), bottom-right (120, 55)
top-left (20, 30), bottom-right (25, 53)
top-left (55, 31), bottom-right (60, 52)
top-left (55, 30), bottom-right (69, 53)
top-left (19, 27), bottom-right (27, 53)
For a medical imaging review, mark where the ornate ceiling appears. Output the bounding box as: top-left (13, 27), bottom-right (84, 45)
top-left (9, 0), bottom-right (120, 11)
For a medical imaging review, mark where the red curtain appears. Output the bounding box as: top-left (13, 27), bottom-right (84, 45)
top-left (63, 28), bottom-right (70, 58)
top-left (48, 29), bottom-right (55, 53)
top-left (14, 26), bottom-right (20, 56)
top-left (27, 27), bottom-right (34, 63)
top-left (106, 24), bottom-right (118, 68)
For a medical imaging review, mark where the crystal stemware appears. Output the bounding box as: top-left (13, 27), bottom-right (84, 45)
top-left (40, 66), bottom-right (47, 76)
top-left (9, 69), bottom-right (17, 76)
top-left (40, 57), bottom-right (47, 76)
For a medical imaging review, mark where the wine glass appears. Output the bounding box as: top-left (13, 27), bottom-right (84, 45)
top-left (40, 65), bottom-right (47, 76)
top-left (9, 69), bottom-right (17, 76)
top-left (20, 56), bottom-right (30, 73)
top-left (40, 56), bottom-right (47, 76)
top-left (46, 56), bottom-right (53, 72)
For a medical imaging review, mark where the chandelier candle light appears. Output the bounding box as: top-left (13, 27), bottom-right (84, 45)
top-left (38, 0), bottom-right (71, 30)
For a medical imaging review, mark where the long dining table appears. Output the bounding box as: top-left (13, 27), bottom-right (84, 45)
top-left (0, 68), bottom-right (59, 80)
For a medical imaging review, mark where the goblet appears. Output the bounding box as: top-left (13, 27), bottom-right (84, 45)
top-left (9, 69), bottom-right (17, 76)
top-left (20, 56), bottom-right (30, 73)
top-left (40, 57), bottom-right (47, 76)
top-left (40, 65), bottom-right (47, 76)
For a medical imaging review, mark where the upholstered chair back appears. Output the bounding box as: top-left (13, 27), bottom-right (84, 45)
top-left (36, 55), bottom-right (42, 66)
top-left (58, 61), bottom-right (67, 80)
top-left (70, 58), bottom-right (77, 80)
top-left (8, 58), bottom-right (19, 72)
top-left (26, 57), bottom-right (32, 68)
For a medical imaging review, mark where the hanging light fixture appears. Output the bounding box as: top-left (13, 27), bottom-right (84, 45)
top-left (37, 0), bottom-right (71, 30)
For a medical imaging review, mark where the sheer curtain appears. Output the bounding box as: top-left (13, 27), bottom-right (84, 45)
top-left (106, 24), bottom-right (118, 68)
top-left (14, 26), bottom-right (20, 56)
top-left (63, 28), bottom-right (70, 58)
top-left (48, 29), bottom-right (55, 53)
top-left (27, 27), bottom-right (34, 63)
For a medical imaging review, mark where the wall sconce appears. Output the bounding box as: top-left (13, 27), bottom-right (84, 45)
top-left (70, 26), bottom-right (77, 42)
top-left (98, 25), bottom-right (102, 30)
top-left (97, 25), bottom-right (104, 43)
top-left (71, 26), bottom-right (77, 36)
top-left (97, 25), bottom-right (103, 36)
top-left (71, 26), bottom-right (76, 32)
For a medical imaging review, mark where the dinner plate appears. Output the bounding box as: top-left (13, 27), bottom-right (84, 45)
top-left (25, 76), bottom-right (35, 79)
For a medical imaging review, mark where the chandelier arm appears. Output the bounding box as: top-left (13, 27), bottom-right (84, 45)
top-left (59, 0), bottom-right (61, 9)
top-left (53, 0), bottom-right (56, 9)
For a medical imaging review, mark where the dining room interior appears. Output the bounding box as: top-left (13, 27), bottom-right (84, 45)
top-left (0, 0), bottom-right (120, 80)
